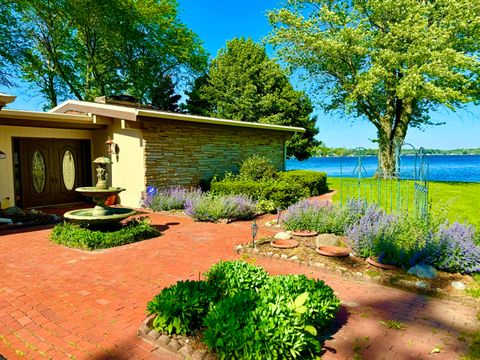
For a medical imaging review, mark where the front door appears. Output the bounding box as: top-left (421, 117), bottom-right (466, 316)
top-left (17, 138), bottom-right (91, 208)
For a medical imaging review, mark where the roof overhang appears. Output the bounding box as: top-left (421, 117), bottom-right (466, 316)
top-left (50, 100), bottom-right (306, 133)
top-left (137, 110), bottom-right (306, 133)
top-left (0, 109), bottom-right (104, 130)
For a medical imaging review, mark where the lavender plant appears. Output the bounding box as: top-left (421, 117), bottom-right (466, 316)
top-left (144, 186), bottom-right (202, 211)
top-left (282, 198), bottom-right (366, 235)
top-left (185, 194), bottom-right (257, 222)
top-left (428, 222), bottom-right (480, 274)
top-left (346, 206), bottom-right (397, 259)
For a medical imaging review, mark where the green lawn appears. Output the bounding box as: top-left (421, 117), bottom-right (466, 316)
top-left (327, 177), bottom-right (480, 229)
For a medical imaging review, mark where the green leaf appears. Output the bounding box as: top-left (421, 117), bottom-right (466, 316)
top-left (294, 292), bottom-right (309, 308)
top-left (304, 325), bottom-right (317, 336)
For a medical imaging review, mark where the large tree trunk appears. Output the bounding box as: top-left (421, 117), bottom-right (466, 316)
top-left (378, 132), bottom-right (396, 177)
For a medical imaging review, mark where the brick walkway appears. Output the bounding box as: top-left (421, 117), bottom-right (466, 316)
top-left (0, 212), bottom-right (478, 360)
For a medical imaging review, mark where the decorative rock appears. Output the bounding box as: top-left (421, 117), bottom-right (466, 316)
top-left (415, 281), bottom-right (428, 289)
top-left (274, 232), bottom-right (292, 240)
top-left (272, 254), bottom-right (280, 259)
top-left (137, 324), bottom-right (149, 336)
top-left (191, 351), bottom-right (207, 360)
top-left (168, 339), bottom-right (181, 352)
top-left (0, 218), bottom-right (13, 224)
top-left (315, 234), bottom-right (341, 247)
top-left (451, 281), bottom-right (466, 290)
top-left (266, 252), bottom-right (274, 257)
top-left (290, 256), bottom-right (299, 261)
top-left (146, 329), bottom-right (161, 341)
top-left (407, 264), bottom-right (437, 279)
top-left (179, 344), bottom-right (194, 357)
top-left (156, 335), bottom-right (171, 346)
top-left (235, 245), bottom-right (243, 252)
top-left (4, 206), bottom-right (24, 216)
top-left (280, 254), bottom-right (288, 259)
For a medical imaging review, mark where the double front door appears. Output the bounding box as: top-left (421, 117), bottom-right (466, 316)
top-left (16, 138), bottom-right (91, 208)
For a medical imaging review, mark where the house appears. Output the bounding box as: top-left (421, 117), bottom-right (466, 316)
top-left (0, 94), bottom-right (304, 209)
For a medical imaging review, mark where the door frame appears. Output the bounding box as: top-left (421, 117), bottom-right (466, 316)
top-left (13, 137), bottom-right (92, 208)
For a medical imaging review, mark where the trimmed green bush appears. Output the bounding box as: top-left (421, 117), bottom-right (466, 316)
top-left (50, 217), bottom-right (160, 250)
top-left (147, 280), bottom-right (217, 335)
top-left (210, 179), bottom-right (265, 199)
top-left (279, 170), bottom-right (328, 196)
top-left (211, 179), bottom-right (309, 209)
top-left (205, 260), bottom-right (269, 298)
top-left (239, 154), bottom-right (278, 181)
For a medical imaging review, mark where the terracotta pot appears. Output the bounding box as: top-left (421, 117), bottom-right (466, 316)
top-left (316, 246), bottom-right (350, 257)
top-left (270, 239), bottom-right (299, 249)
top-left (291, 230), bottom-right (318, 237)
top-left (366, 256), bottom-right (398, 270)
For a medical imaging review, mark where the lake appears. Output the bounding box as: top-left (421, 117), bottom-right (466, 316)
top-left (286, 155), bottom-right (480, 183)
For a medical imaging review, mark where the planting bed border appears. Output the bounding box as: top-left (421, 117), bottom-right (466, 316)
top-left (234, 242), bottom-right (480, 308)
top-left (138, 315), bottom-right (218, 360)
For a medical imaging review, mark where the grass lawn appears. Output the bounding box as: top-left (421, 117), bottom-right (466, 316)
top-left (327, 177), bottom-right (480, 229)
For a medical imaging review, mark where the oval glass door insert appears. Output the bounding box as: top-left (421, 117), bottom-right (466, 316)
top-left (62, 150), bottom-right (76, 190)
top-left (32, 150), bottom-right (46, 194)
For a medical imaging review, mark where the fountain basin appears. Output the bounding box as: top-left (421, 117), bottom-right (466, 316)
top-left (76, 187), bottom-right (125, 198)
top-left (64, 207), bottom-right (137, 225)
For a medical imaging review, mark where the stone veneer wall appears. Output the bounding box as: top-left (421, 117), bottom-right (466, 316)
top-left (142, 118), bottom-right (289, 188)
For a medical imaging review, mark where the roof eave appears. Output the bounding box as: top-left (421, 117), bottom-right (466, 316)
top-left (137, 110), bottom-right (306, 133)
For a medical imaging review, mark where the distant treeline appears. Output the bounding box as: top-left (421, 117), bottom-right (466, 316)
top-left (312, 146), bottom-right (480, 157)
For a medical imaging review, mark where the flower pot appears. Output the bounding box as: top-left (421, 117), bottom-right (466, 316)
top-left (366, 256), bottom-right (398, 270)
top-left (291, 230), bottom-right (318, 237)
top-left (316, 246), bottom-right (350, 257)
top-left (270, 239), bottom-right (299, 249)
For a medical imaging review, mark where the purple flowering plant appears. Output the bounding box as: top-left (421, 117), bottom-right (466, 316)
top-left (426, 222), bottom-right (480, 274)
top-left (282, 198), bottom-right (366, 235)
top-left (144, 186), bottom-right (202, 211)
top-left (185, 194), bottom-right (257, 222)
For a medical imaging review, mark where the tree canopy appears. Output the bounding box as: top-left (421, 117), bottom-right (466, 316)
top-left (184, 37), bottom-right (320, 160)
top-left (268, 0), bottom-right (480, 173)
top-left (3, 0), bottom-right (207, 109)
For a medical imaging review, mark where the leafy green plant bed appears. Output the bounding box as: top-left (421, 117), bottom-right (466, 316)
top-left (146, 260), bottom-right (340, 359)
top-left (50, 217), bottom-right (160, 250)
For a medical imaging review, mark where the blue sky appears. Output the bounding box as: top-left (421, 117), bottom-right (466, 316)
top-left (2, 0), bottom-right (479, 150)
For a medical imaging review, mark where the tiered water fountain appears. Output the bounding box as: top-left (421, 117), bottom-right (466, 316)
top-left (64, 157), bottom-right (136, 225)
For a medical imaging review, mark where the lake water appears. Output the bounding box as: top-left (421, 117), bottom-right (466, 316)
top-left (286, 155), bottom-right (480, 183)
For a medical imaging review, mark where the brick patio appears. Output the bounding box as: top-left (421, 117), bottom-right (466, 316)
top-left (0, 212), bottom-right (478, 359)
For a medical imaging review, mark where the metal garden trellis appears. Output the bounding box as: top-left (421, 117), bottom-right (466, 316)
top-left (340, 141), bottom-right (430, 219)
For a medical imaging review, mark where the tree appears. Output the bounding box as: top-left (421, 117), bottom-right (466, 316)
top-left (0, 1), bottom-right (24, 87)
top-left (268, 0), bottom-right (480, 174)
top-left (6, 0), bottom-right (207, 109)
top-left (184, 37), bottom-right (319, 160)
top-left (150, 75), bottom-right (182, 112)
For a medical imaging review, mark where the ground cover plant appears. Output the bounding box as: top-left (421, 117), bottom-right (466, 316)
top-left (146, 260), bottom-right (340, 359)
top-left (50, 217), bottom-right (160, 250)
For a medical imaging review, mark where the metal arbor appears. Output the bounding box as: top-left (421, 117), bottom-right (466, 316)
top-left (340, 141), bottom-right (429, 218)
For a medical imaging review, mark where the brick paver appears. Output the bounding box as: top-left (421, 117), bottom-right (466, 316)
top-left (0, 212), bottom-right (478, 359)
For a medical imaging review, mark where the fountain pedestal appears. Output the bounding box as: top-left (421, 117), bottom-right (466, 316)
top-left (63, 157), bottom-right (136, 225)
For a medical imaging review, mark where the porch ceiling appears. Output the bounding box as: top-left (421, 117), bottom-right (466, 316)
top-left (0, 109), bottom-right (106, 130)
